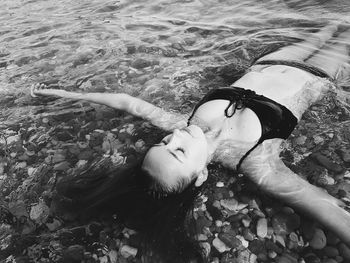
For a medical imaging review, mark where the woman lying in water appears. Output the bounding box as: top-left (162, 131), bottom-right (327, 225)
top-left (31, 24), bottom-right (350, 262)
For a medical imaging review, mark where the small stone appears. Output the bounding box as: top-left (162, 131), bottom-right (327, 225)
top-left (311, 153), bottom-right (343, 173)
top-left (197, 234), bottom-right (207, 241)
top-left (63, 245), bottom-right (84, 262)
top-left (266, 240), bottom-right (283, 254)
top-left (313, 135), bottom-right (324, 144)
top-left (237, 250), bottom-right (252, 263)
top-left (344, 171), bottom-right (350, 179)
top-left (322, 259), bottom-right (338, 263)
top-left (46, 218), bottom-right (62, 231)
top-left (340, 149), bottom-right (350, 163)
top-left (131, 58), bottom-right (152, 69)
top-left (277, 253), bottom-right (298, 263)
top-left (323, 246), bottom-right (339, 257)
top-left (212, 200), bottom-right (221, 209)
top-left (212, 237), bottom-right (230, 253)
top-left (9, 200), bottom-right (28, 218)
top-left (216, 182), bottom-right (224, 187)
top-left (78, 150), bottom-right (93, 160)
top-left (249, 239), bottom-right (266, 254)
top-left (303, 253), bottom-right (321, 263)
top-left (250, 253), bottom-right (258, 263)
top-left (196, 216), bottom-right (212, 231)
top-left (6, 135), bottom-right (20, 145)
top-left (310, 228), bottom-right (327, 250)
top-left (338, 243), bottom-right (350, 260)
top-left (135, 139), bottom-right (146, 152)
top-left (294, 135), bottom-right (307, 145)
top-left (200, 242), bottom-right (211, 257)
top-left (215, 220), bottom-right (223, 227)
top-left (236, 235), bottom-right (249, 248)
top-left (218, 233), bottom-right (242, 248)
top-left (242, 217), bottom-right (252, 227)
top-left (282, 207), bottom-right (295, 215)
top-left (52, 153), bottom-right (66, 163)
top-left (243, 228), bottom-right (255, 241)
top-left (326, 231), bottom-right (340, 245)
top-left (30, 200), bottom-right (50, 224)
top-left (268, 251), bottom-right (277, 259)
top-left (275, 235), bottom-right (286, 247)
top-left (27, 167), bottom-right (36, 176)
top-left (272, 213), bottom-right (300, 235)
top-left (53, 161), bottom-right (70, 171)
top-left (15, 162), bottom-right (27, 169)
top-left (120, 245), bottom-right (138, 258)
top-left (257, 218), bottom-right (268, 238)
top-left (221, 199), bottom-right (247, 211)
top-left (42, 117), bottom-right (49, 124)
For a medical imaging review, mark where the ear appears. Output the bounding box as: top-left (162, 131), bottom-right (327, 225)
top-left (195, 168), bottom-right (208, 187)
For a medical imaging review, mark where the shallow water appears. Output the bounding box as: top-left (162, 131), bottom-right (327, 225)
top-left (1, 0), bottom-right (350, 262)
top-left (1, 0), bottom-right (350, 113)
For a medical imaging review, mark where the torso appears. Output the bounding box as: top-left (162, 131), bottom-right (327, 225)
top-left (191, 100), bottom-right (262, 143)
top-left (190, 65), bottom-right (320, 144)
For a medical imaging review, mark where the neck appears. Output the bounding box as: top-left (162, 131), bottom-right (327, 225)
top-left (189, 115), bottom-right (222, 162)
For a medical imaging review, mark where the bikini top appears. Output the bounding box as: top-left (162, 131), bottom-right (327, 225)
top-left (187, 86), bottom-right (298, 170)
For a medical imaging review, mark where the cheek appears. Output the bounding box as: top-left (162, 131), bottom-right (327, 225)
top-left (191, 141), bottom-right (208, 162)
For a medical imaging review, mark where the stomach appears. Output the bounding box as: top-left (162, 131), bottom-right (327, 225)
top-left (232, 65), bottom-right (317, 105)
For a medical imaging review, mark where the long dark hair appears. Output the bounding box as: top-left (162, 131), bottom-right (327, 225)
top-left (55, 158), bottom-right (206, 263)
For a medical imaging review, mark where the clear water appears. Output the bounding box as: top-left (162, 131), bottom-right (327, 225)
top-left (1, 0), bottom-right (350, 117)
top-left (1, 0), bottom-right (350, 261)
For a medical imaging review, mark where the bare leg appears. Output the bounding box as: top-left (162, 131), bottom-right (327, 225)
top-left (305, 29), bottom-right (350, 78)
top-left (256, 23), bottom-right (339, 62)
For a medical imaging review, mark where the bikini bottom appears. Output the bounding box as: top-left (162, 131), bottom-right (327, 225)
top-left (255, 59), bottom-right (332, 80)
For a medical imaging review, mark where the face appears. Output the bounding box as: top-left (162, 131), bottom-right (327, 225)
top-left (142, 125), bottom-right (209, 190)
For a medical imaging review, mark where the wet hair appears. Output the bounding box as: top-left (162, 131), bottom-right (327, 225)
top-left (55, 159), bottom-right (206, 263)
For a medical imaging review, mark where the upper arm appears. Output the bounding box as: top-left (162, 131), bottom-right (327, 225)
top-left (123, 95), bottom-right (188, 131)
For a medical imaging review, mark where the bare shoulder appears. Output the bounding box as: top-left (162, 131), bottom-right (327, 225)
top-left (146, 106), bottom-right (188, 131)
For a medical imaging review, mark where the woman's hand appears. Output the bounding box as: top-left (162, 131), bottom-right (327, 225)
top-left (30, 83), bottom-right (72, 98)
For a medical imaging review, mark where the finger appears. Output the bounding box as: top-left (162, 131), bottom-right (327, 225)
top-left (30, 85), bottom-right (38, 97)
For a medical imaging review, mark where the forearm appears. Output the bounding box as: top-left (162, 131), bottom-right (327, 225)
top-left (79, 92), bottom-right (188, 130)
top-left (243, 153), bottom-right (350, 246)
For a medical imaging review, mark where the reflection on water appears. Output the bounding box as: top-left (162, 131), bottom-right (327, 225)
top-left (0, 0), bottom-right (350, 121)
top-left (1, 0), bottom-right (350, 261)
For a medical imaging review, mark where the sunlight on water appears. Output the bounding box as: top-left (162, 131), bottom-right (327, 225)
top-left (1, 0), bottom-right (350, 118)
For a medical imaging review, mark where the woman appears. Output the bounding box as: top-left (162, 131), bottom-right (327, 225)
top-left (32, 24), bottom-right (350, 262)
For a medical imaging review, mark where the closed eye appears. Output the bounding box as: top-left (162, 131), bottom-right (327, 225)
top-left (177, 148), bottom-right (185, 153)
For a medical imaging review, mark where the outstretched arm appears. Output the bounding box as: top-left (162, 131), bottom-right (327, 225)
top-left (31, 84), bottom-right (188, 131)
top-left (217, 139), bottom-right (350, 246)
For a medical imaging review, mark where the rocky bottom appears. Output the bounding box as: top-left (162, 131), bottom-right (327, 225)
top-left (1, 91), bottom-right (350, 263)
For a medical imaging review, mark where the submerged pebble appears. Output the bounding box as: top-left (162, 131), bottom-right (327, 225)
top-left (257, 218), bottom-right (268, 238)
top-left (212, 237), bottom-right (230, 253)
top-left (309, 228), bottom-right (327, 249)
top-left (120, 245), bottom-right (138, 258)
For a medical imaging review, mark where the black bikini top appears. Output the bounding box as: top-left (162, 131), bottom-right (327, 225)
top-left (188, 86), bottom-right (298, 170)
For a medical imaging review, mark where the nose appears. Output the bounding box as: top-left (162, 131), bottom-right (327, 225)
top-left (166, 129), bottom-right (182, 146)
